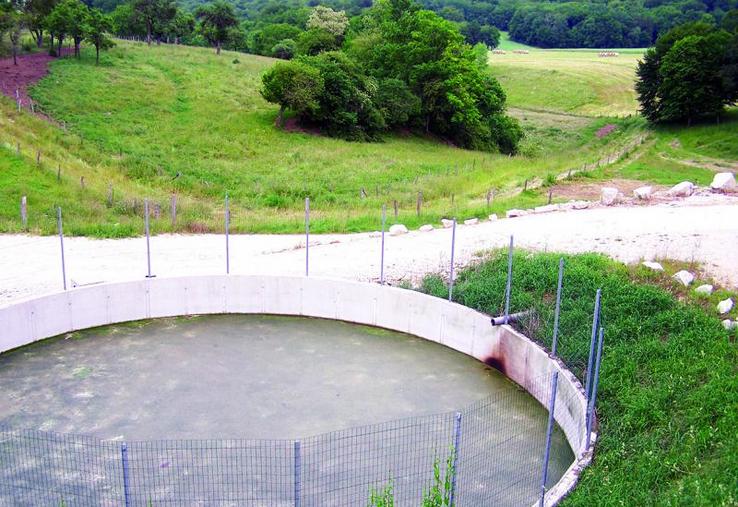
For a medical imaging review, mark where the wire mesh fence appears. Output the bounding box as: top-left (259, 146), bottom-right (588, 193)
top-left (0, 373), bottom-right (576, 507)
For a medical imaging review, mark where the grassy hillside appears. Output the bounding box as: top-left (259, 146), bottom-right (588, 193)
top-left (1, 40), bottom-right (735, 237)
top-left (489, 48), bottom-right (643, 117)
top-left (0, 41), bottom-right (643, 236)
top-left (497, 31), bottom-right (537, 51)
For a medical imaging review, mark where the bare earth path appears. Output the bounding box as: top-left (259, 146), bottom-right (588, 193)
top-left (0, 49), bottom-right (73, 105)
top-left (1, 196), bottom-right (736, 302)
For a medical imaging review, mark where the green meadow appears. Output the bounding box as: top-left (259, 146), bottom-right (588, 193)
top-left (0, 40), bottom-right (735, 237)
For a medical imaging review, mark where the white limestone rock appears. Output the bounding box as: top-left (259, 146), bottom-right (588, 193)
top-left (419, 224), bottom-right (434, 232)
top-left (389, 224), bottom-right (408, 236)
top-left (673, 270), bottom-right (695, 287)
top-left (721, 319), bottom-right (736, 331)
top-left (668, 181), bottom-right (695, 197)
top-left (572, 200), bottom-right (590, 210)
top-left (601, 187), bottom-right (619, 205)
top-left (710, 172), bottom-right (737, 192)
top-left (441, 219), bottom-right (454, 229)
top-left (488, 214), bottom-right (498, 221)
top-left (694, 284), bottom-right (714, 295)
top-left (717, 298), bottom-right (734, 315)
top-left (534, 204), bottom-right (558, 214)
top-left (506, 209), bottom-right (528, 218)
top-left (633, 186), bottom-right (653, 200)
top-left (642, 261), bottom-right (664, 271)
top-left (463, 218), bottom-right (479, 225)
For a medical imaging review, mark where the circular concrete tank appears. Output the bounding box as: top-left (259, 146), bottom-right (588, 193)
top-left (0, 276), bottom-right (594, 506)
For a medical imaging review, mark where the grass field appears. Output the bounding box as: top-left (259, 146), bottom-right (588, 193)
top-left (421, 252), bottom-right (738, 506)
top-left (0, 40), bottom-right (736, 237)
top-left (497, 31), bottom-right (536, 51)
top-left (0, 41), bottom-right (644, 236)
top-left (489, 48), bottom-right (643, 117)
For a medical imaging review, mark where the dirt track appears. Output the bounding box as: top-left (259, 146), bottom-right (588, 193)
top-left (1, 195), bottom-right (736, 302)
top-left (0, 48), bottom-right (73, 105)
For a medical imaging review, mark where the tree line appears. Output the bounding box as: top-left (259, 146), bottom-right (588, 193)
top-left (424, 0), bottom-right (738, 49)
top-left (1, 0), bottom-right (115, 63)
top-left (84, 0), bottom-right (738, 49)
top-left (636, 18), bottom-right (738, 125)
top-left (106, 0), bottom-right (498, 56)
top-left (260, 0), bottom-right (522, 154)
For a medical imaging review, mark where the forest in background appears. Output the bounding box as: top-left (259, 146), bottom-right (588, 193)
top-left (93, 0), bottom-right (738, 49)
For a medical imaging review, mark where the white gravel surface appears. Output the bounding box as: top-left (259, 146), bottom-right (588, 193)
top-left (1, 195), bottom-right (737, 302)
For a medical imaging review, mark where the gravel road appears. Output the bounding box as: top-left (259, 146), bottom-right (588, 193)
top-left (1, 195), bottom-right (736, 302)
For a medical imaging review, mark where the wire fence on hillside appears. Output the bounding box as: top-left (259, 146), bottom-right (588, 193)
top-left (0, 373), bottom-right (577, 507)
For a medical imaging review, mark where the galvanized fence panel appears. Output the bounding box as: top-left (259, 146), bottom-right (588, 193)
top-left (0, 375), bottom-right (574, 507)
top-left (301, 412), bottom-right (456, 506)
top-left (0, 427), bottom-right (123, 507)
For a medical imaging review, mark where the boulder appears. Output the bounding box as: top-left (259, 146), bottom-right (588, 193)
top-left (488, 214), bottom-right (498, 222)
top-left (710, 172), bottom-right (737, 192)
top-left (633, 186), bottom-right (652, 200)
top-left (463, 218), bottom-right (479, 225)
top-left (673, 270), bottom-right (694, 287)
top-left (642, 261), bottom-right (664, 271)
top-left (419, 224), bottom-right (434, 232)
top-left (389, 224), bottom-right (408, 236)
top-left (721, 319), bottom-right (736, 331)
top-left (694, 284), bottom-right (714, 295)
top-left (441, 219), bottom-right (454, 229)
top-left (534, 204), bottom-right (558, 214)
top-left (572, 200), bottom-right (590, 210)
top-left (717, 298), bottom-right (734, 315)
top-left (601, 187), bottom-right (619, 205)
top-left (668, 181), bottom-right (695, 197)
top-left (506, 209), bottom-right (528, 218)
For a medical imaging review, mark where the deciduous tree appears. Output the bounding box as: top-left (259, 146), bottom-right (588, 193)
top-left (306, 6), bottom-right (348, 38)
top-left (130, 0), bottom-right (175, 46)
top-left (636, 22), bottom-right (736, 124)
top-left (85, 8), bottom-right (115, 64)
top-left (261, 59), bottom-right (324, 126)
top-left (195, 1), bottom-right (238, 55)
top-left (23, 0), bottom-right (56, 48)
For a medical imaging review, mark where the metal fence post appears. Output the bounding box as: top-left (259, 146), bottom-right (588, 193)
top-left (504, 235), bottom-right (514, 323)
top-left (380, 204), bottom-right (386, 284)
top-left (584, 289), bottom-right (602, 400)
top-left (225, 194), bottom-right (230, 275)
top-left (448, 219), bottom-right (457, 301)
top-left (294, 440), bottom-right (302, 507)
top-left (144, 199), bottom-right (154, 278)
top-left (57, 207), bottom-right (67, 291)
top-left (305, 197), bottom-right (310, 277)
top-left (449, 411), bottom-right (462, 506)
top-left (121, 442), bottom-right (131, 507)
top-left (586, 327), bottom-right (605, 449)
top-left (551, 258), bottom-right (564, 356)
top-left (538, 371), bottom-right (559, 507)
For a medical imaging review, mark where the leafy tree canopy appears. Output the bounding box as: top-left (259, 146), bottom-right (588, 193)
top-left (636, 22), bottom-right (738, 124)
top-left (262, 0), bottom-right (522, 153)
top-left (195, 0), bottom-right (238, 53)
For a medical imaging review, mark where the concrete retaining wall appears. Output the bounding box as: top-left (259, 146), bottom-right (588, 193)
top-left (0, 275), bottom-right (593, 506)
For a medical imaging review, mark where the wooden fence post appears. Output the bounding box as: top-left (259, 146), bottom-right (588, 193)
top-left (20, 196), bottom-right (27, 230)
top-left (171, 194), bottom-right (177, 227)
